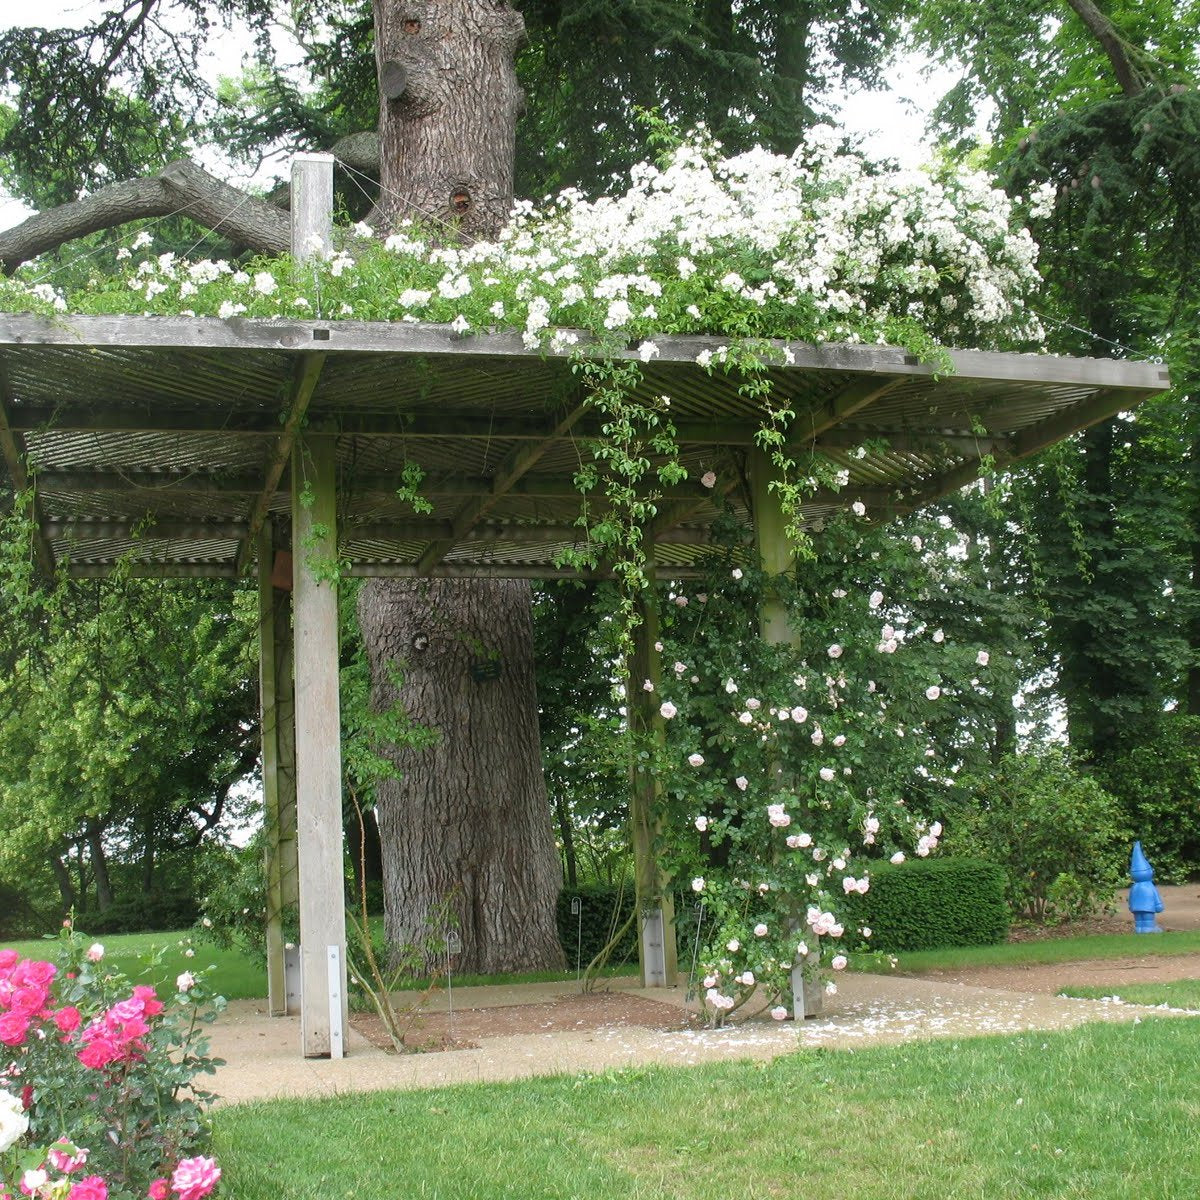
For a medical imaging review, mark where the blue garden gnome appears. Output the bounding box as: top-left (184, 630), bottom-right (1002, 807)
top-left (1128, 841), bottom-right (1164, 933)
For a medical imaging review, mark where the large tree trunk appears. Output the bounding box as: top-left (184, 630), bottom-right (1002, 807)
top-left (358, 579), bottom-right (564, 974)
top-left (372, 0), bottom-right (525, 239)
top-left (359, 0), bottom-right (564, 974)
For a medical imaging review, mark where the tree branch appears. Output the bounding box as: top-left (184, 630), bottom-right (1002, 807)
top-left (1062, 0), bottom-right (1146, 97)
top-left (0, 159), bottom-right (291, 275)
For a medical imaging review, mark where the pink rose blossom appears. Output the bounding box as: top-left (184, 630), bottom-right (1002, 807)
top-left (170, 1156), bottom-right (221, 1200)
top-left (687, 752), bottom-right (704, 767)
top-left (66, 1176), bottom-right (108, 1200)
top-left (831, 955), bottom-right (848, 970)
top-left (977, 650), bottom-right (990, 666)
top-left (659, 701), bottom-right (677, 719)
top-left (700, 471), bottom-right (717, 488)
top-left (753, 923), bottom-right (769, 938)
top-left (148, 1181), bottom-right (170, 1200)
top-left (85, 944), bottom-right (104, 963)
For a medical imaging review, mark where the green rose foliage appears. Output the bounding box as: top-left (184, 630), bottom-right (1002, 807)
top-left (949, 748), bottom-right (1129, 921)
top-left (642, 507), bottom-right (1012, 1018)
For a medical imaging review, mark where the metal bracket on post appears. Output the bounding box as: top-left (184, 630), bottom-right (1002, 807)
top-left (641, 907), bottom-right (668, 987)
top-left (327, 944), bottom-right (344, 1059)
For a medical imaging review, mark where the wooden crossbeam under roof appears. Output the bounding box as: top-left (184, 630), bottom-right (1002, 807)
top-left (0, 312), bottom-right (1171, 579)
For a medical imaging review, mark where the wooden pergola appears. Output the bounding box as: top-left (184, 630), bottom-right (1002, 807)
top-left (0, 163), bottom-right (1171, 1054)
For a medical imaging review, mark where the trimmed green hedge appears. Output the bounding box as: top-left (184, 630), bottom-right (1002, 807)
top-left (556, 884), bottom-right (705, 969)
top-left (840, 857), bottom-right (1010, 952)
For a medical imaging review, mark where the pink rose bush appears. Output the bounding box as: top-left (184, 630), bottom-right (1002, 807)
top-left (0, 928), bottom-right (224, 1200)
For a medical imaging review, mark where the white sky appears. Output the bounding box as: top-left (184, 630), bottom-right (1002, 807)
top-left (0, 0), bottom-right (971, 232)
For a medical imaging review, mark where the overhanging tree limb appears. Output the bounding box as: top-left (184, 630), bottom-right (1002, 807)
top-left (0, 159), bottom-right (289, 274)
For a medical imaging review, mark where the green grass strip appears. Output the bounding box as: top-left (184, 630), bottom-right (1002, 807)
top-left (214, 1018), bottom-right (1200, 1200)
top-left (855, 929), bottom-right (1200, 973)
top-left (1059, 978), bottom-right (1200, 1010)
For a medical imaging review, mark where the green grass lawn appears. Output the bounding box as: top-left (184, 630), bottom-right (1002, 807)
top-left (214, 1017), bottom-right (1200, 1200)
top-left (856, 928), bottom-right (1200, 974)
top-left (0, 929), bottom-right (268, 1001)
top-left (1059, 978), bottom-right (1200, 1010)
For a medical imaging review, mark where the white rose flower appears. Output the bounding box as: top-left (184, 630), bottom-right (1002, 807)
top-left (0, 1090), bottom-right (30, 1153)
top-left (691, 877), bottom-right (706, 893)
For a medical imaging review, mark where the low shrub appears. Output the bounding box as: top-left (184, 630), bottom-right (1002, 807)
top-left (949, 749), bottom-right (1128, 920)
top-left (84, 890), bottom-right (199, 935)
top-left (840, 857), bottom-right (1010, 952)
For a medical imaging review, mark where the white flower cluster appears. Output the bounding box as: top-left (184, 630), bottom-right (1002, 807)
top-left (2, 128), bottom-right (1044, 353)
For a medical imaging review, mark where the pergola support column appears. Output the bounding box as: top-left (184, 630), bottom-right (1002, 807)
top-left (291, 432), bottom-right (348, 1056)
top-left (749, 447), bottom-right (821, 1019)
top-left (627, 555), bottom-right (678, 987)
top-left (258, 522), bottom-right (298, 1016)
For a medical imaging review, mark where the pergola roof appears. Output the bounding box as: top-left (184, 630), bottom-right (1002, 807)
top-left (0, 312), bottom-right (1170, 580)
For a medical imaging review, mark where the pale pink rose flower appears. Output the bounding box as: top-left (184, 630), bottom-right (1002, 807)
top-left (770, 1005), bottom-right (789, 1021)
top-left (791, 705), bottom-right (808, 723)
top-left (869, 590), bottom-right (883, 609)
top-left (827, 643), bottom-right (843, 659)
top-left (738, 711), bottom-right (754, 725)
top-left (930, 822), bottom-right (943, 837)
top-left (642, 678), bottom-right (654, 692)
top-left (977, 650), bottom-right (990, 666)
top-left (726, 938), bottom-right (740, 952)
top-left (786, 835), bottom-right (802, 849)
top-left (819, 767), bottom-right (835, 782)
top-left (861, 927), bottom-right (872, 938)
top-left (176, 971), bottom-right (196, 992)
top-left (732, 568), bottom-right (743, 579)
top-left (855, 878), bottom-right (870, 895)
top-left (691, 877), bottom-right (705, 892)
top-left (831, 955), bottom-right (848, 971)
top-left (925, 685), bottom-right (941, 700)
top-left (700, 470), bottom-right (717, 488)
top-left (851, 500), bottom-right (866, 516)
top-left (932, 629), bottom-right (945, 643)
top-left (797, 832), bottom-right (813, 848)
top-left (796, 941), bottom-right (809, 957)
top-left (890, 851), bottom-right (906, 865)
top-left (674, 595), bottom-right (688, 607)
top-left (746, 697), bottom-right (761, 710)
top-left (695, 816), bottom-right (708, 832)
top-left (687, 752), bottom-right (704, 767)
top-left (659, 701), bottom-right (677, 719)
top-left (825, 981), bottom-right (838, 995)
top-left (833, 734), bottom-right (846, 747)
top-left (735, 776), bottom-right (749, 791)
top-left (86, 943), bottom-right (104, 963)
top-left (753, 923), bottom-right (769, 937)
top-left (673, 661), bottom-right (687, 674)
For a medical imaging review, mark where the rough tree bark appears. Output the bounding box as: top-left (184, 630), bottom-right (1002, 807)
top-left (358, 579), bottom-right (564, 973)
top-left (359, 0), bottom-right (565, 973)
top-left (371, 0), bottom-right (525, 238)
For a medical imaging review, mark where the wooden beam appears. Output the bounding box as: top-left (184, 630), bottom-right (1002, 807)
top-left (8, 406), bottom-right (766, 445)
top-left (413, 398), bottom-right (591, 573)
top-left (66, 563), bottom-right (238, 578)
top-left (235, 352), bottom-right (328, 576)
top-left (797, 376), bottom-right (906, 442)
top-left (1010, 388), bottom-right (1149, 460)
top-left (0, 357), bottom-right (55, 575)
top-left (347, 563), bottom-right (712, 579)
top-left (34, 470), bottom-right (264, 495)
top-left (44, 519), bottom-right (246, 540)
top-left (814, 428), bottom-right (1013, 458)
top-left (291, 432), bottom-right (347, 1057)
top-left (0, 313), bottom-right (1173, 394)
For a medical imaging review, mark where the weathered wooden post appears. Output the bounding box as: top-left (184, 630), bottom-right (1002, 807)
top-left (289, 152), bottom-right (348, 1056)
top-left (748, 446), bottom-right (821, 1018)
top-left (258, 521), bottom-right (298, 1017)
top-left (627, 546), bottom-right (679, 987)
